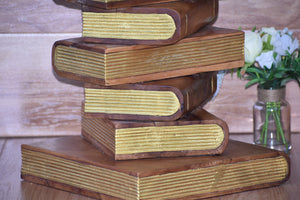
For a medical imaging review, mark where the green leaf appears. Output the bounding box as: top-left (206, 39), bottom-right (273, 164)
top-left (245, 67), bottom-right (264, 75)
top-left (245, 78), bottom-right (261, 88)
top-left (237, 68), bottom-right (242, 79)
top-left (274, 73), bottom-right (284, 78)
top-left (280, 78), bottom-right (292, 86)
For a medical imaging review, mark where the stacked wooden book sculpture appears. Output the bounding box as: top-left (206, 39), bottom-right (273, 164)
top-left (21, 0), bottom-right (290, 199)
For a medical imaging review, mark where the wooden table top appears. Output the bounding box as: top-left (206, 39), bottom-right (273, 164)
top-left (1, 133), bottom-right (299, 200)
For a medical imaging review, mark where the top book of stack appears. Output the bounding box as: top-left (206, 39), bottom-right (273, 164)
top-left (61, 0), bottom-right (200, 9)
top-left (80, 0), bottom-right (218, 45)
top-left (59, 0), bottom-right (218, 45)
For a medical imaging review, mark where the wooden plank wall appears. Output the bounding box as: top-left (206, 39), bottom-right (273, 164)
top-left (1, 0), bottom-right (299, 137)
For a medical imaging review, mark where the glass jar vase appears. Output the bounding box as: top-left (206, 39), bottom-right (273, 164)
top-left (253, 86), bottom-right (291, 152)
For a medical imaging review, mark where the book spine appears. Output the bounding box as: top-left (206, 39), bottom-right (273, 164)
top-left (180, 0), bottom-right (219, 39)
top-left (181, 72), bottom-right (217, 113)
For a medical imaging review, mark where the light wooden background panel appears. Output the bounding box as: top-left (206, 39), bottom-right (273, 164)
top-left (215, 0), bottom-right (300, 38)
top-left (0, 0), bottom-right (299, 137)
top-left (0, 34), bottom-right (82, 137)
top-left (0, 0), bottom-right (81, 33)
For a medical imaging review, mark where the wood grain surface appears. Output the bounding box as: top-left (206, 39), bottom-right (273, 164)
top-left (0, 0), bottom-right (81, 33)
top-left (0, 34), bottom-right (82, 137)
top-left (1, 0), bottom-right (300, 137)
top-left (1, 133), bottom-right (300, 200)
top-left (215, 0), bottom-right (300, 38)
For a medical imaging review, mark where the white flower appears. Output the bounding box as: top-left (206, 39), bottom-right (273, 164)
top-left (244, 31), bottom-right (263, 63)
top-left (289, 37), bottom-right (299, 54)
top-left (282, 27), bottom-right (293, 36)
top-left (273, 32), bottom-right (299, 55)
top-left (255, 51), bottom-right (275, 69)
top-left (261, 27), bottom-right (278, 45)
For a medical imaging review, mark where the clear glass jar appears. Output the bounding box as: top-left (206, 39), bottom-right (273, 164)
top-left (253, 86), bottom-right (291, 152)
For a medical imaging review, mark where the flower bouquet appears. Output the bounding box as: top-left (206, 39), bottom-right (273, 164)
top-left (238, 27), bottom-right (300, 152)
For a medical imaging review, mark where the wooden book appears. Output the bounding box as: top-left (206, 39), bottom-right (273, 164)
top-left (84, 72), bottom-right (217, 121)
top-left (82, 107), bottom-right (229, 160)
top-left (58, 0), bottom-right (179, 9)
top-left (81, 0), bottom-right (218, 45)
top-left (52, 26), bottom-right (244, 86)
top-left (21, 137), bottom-right (290, 200)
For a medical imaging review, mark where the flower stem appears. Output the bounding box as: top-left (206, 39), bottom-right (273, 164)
top-left (272, 108), bottom-right (289, 150)
top-left (276, 102), bottom-right (281, 142)
top-left (260, 108), bottom-right (270, 146)
top-left (261, 102), bottom-right (289, 151)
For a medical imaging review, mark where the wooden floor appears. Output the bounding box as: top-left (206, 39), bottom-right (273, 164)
top-left (0, 133), bottom-right (300, 200)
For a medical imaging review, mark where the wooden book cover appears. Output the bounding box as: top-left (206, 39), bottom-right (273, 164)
top-left (81, 0), bottom-right (218, 45)
top-left (84, 72), bottom-right (217, 121)
top-left (57, 0), bottom-right (178, 9)
top-left (82, 107), bottom-right (229, 160)
top-left (21, 137), bottom-right (290, 200)
top-left (52, 26), bottom-right (244, 86)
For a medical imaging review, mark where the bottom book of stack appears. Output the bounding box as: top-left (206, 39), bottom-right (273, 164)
top-left (21, 136), bottom-right (290, 200)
